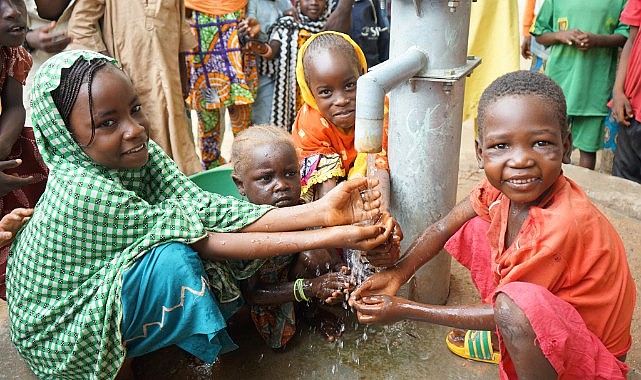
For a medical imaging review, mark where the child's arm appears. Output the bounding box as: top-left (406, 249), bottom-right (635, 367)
top-left (0, 77), bottom-right (26, 159)
top-left (612, 25), bottom-right (638, 126)
top-left (535, 29), bottom-right (586, 47)
top-left (323, 0), bottom-right (354, 33)
top-left (0, 208), bottom-right (33, 248)
top-left (241, 268), bottom-right (352, 305)
top-left (349, 198), bottom-right (477, 301)
top-left (68, 0), bottom-right (108, 54)
top-left (352, 294), bottom-right (496, 331)
top-left (536, 29), bottom-right (626, 50)
top-left (191, 222), bottom-right (391, 261)
top-left (243, 177), bottom-right (381, 232)
top-left (572, 31), bottom-right (627, 51)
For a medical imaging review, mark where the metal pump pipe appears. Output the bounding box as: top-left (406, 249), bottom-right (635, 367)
top-left (354, 47), bottom-right (428, 153)
top-left (354, 0), bottom-right (478, 305)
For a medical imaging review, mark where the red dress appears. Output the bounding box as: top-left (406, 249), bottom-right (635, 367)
top-left (0, 46), bottom-right (48, 300)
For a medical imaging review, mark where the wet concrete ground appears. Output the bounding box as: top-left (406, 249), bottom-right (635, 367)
top-left (1, 120), bottom-right (640, 379)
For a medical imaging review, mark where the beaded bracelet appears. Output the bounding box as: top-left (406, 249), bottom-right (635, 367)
top-left (293, 278), bottom-right (309, 302)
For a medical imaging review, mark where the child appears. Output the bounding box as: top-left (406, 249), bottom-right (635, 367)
top-left (0, 0), bottom-right (48, 300)
top-left (7, 50), bottom-right (396, 379)
top-left (231, 125), bottom-right (356, 347)
top-left (531, 0), bottom-right (628, 170)
top-left (244, 0), bottom-right (332, 131)
top-left (611, 0), bottom-right (641, 184)
top-left (238, 0), bottom-right (295, 125)
top-left (350, 71), bottom-right (636, 379)
top-left (183, 0), bottom-right (258, 170)
top-left (291, 31), bottom-right (390, 209)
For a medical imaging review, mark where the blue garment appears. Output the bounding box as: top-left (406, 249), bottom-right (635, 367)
top-left (349, 0), bottom-right (390, 68)
top-left (121, 242), bottom-right (240, 363)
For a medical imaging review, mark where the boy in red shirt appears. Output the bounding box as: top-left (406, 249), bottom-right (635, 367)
top-left (612, 0), bottom-right (641, 184)
top-left (350, 71), bottom-right (636, 379)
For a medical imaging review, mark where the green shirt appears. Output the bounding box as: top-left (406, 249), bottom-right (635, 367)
top-left (532, 0), bottom-right (629, 116)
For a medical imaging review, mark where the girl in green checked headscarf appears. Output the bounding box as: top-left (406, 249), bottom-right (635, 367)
top-left (6, 50), bottom-right (396, 379)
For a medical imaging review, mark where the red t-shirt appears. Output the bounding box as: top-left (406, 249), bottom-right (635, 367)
top-left (470, 175), bottom-right (636, 356)
top-left (621, 0), bottom-right (641, 122)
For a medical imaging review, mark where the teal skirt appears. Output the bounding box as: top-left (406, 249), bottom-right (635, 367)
top-left (121, 242), bottom-right (241, 362)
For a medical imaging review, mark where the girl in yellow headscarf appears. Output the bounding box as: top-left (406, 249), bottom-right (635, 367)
top-left (292, 31), bottom-right (390, 210)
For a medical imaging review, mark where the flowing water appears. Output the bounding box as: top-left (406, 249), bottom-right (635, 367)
top-left (346, 153), bottom-right (381, 287)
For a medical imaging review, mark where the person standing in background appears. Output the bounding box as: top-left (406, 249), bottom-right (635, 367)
top-left (23, 0), bottom-right (74, 127)
top-left (69, 0), bottom-right (202, 175)
top-left (184, 0), bottom-right (258, 170)
top-left (611, 0), bottom-right (641, 184)
top-left (348, 0), bottom-right (389, 68)
top-left (532, 0), bottom-right (628, 170)
top-left (519, 0), bottom-right (549, 72)
top-left (239, 0), bottom-right (295, 126)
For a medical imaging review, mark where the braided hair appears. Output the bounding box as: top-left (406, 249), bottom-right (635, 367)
top-left (51, 57), bottom-right (110, 146)
top-left (477, 70), bottom-right (568, 140)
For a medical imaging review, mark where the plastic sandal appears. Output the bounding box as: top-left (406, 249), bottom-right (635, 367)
top-left (445, 329), bottom-right (500, 364)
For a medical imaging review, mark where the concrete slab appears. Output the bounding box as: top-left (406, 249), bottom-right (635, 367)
top-left (1, 120), bottom-right (640, 379)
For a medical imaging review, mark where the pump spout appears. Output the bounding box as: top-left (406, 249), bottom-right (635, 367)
top-left (354, 47), bottom-right (428, 153)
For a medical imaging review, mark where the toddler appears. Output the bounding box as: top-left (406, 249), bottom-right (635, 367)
top-left (350, 71), bottom-right (636, 379)
top-left (231, 125), bottom-right (356, 346)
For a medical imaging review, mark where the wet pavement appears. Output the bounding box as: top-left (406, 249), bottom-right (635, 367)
top-left (1, 120), bottom-right (640, 379)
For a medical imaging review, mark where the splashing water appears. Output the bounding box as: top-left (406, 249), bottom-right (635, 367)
top-left (347, 153), bottom-right (380, 286)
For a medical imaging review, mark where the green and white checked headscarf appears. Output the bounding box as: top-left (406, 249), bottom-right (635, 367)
top-left (7, 50), bottom-right (271, 379)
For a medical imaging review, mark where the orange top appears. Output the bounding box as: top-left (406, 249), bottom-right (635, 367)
top-left (291, 103), bottom-right (389, 173)
top-left (470, 175), bottom-right (636, 356)
top-left (184, 0), bottom-right (247, 16)
top-left (522, 0), bottom-right (536, 37)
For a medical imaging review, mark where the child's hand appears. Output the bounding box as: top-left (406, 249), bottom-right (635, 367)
top-left (238, 16), bottom-right (261, 38)
top-left (320, 177), bottom-right (381, 227)
top-left (0, 160), bottom-right (37, 197)
top-left (364, 213), bottom-right (403, 267)
top-left (311, 270), bottom-right (353, 304)
top-left (330, 220), bottom-right (392, 252)
top-left (244, 40), bottom-right (269, 55)
top-left (348, 268), bottom-right (404, 306)
top-left (520, 37), bottom-right (532, 60)
top-left (612, 91), bottom-right (634, 127)
top-left (0, 208), bottom-right (33, 248)
top-left (283, 8), bottom-right (301, 23)
top-left (27, 21), bottom-right (72, 54)
top-left (351, 294), bottom-right (407, 324)
top-left (575, 31), bottom-right (595, 51)
top-left (556, 29), bottom-right (584, 47)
